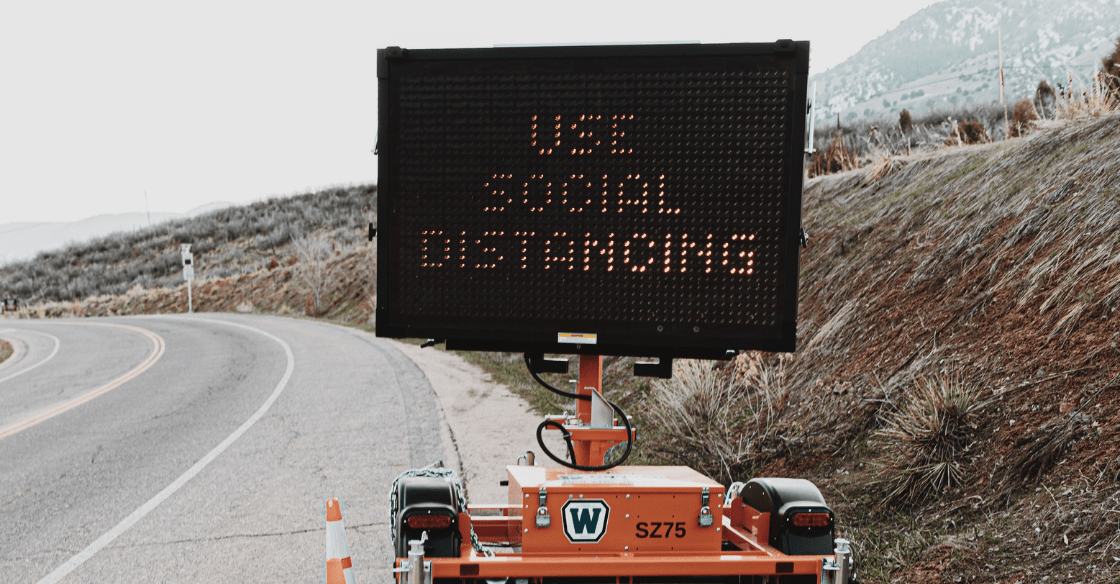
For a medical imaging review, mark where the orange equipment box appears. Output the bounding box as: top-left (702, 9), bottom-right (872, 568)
top-left (507, 465), bottom-right (725, 555)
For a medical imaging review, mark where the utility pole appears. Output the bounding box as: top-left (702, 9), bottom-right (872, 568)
top-left (998, 23), bottom-right (1010, 139)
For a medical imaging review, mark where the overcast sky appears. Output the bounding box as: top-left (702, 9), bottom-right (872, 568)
top-left (0, 0), bottom-right (939, 224)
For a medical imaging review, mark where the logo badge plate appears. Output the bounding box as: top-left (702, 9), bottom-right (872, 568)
top-left (561, 499), bottom-right (610, 543)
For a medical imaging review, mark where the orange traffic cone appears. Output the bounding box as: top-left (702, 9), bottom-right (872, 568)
top-left (326, 497), bottom-right (354, 584)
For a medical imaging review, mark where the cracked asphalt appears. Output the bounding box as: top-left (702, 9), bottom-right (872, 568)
top-left (0, 314), bottom-right (449, 582)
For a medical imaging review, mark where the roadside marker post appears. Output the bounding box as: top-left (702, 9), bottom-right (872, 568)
top-left (180, 244), bottom-right (194, 314)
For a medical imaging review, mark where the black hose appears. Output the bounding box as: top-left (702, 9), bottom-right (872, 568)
top-left (524, 354), bottom-right (589, 401)
top-left (524, 353), bottom-right (634, 471)
top-left (536, 419), bottom-right (578, 464)
top-left (535, 399), bottom-right (634, 471)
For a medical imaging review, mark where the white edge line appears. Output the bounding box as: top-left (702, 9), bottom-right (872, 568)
top-left (35, 318), bottom-right (295, 584)
top-left (0, 330), bottom-right (61, 384)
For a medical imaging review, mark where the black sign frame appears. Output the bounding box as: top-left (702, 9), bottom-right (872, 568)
top-left (376, 41), bottom-right (810, 358)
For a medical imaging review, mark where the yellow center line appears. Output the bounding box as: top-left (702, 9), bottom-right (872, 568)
top-left (0, 322), bottom-right (166, 441)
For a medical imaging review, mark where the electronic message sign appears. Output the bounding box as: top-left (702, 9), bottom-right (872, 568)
top-left (376, 41), bottom-right (810, 358)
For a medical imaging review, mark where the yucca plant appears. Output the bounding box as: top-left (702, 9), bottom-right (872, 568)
top-left (876, 373), bottom-right (984, 506)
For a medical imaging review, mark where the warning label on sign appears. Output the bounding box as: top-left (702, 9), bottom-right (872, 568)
top-left (558, 332), bottom-right (597, 344)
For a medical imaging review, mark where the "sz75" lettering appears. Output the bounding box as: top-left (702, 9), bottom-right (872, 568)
top-left (635, 522), bottom-right (686, 538)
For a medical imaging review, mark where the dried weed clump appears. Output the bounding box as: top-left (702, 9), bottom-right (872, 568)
top-left (862, 153), bottom-right (906, 185)
top-left (944, 119), bottom-right (991, 146)
top-left (876, 373), bottom-right (985, 507)
top-left (648, 354), bottom-right (785, 483)
top-left (898, 109), bottom-right (913, 155)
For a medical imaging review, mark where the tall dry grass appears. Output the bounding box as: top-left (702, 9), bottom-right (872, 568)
top-left (1054, 72), bottom-right (1119, 120)
top-left (647, 354), bottom-right (787, 483)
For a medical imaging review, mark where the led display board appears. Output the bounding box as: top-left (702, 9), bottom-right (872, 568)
top-left (376, 41), bottom-right (810, 358)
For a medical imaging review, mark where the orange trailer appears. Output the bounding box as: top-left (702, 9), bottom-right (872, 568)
top-left (389, 356), bottom-right (855, 584)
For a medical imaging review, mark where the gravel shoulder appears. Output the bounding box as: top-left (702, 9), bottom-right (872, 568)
top-left (387, 340), bottom-right (541, 506)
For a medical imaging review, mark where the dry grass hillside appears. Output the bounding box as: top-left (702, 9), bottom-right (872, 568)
top-left (0, 185), bottom-right (377, 306)
top-left (4, 115), bottom-right (1120, 581)
top-left (773, 114), bottom-right (1120, 582)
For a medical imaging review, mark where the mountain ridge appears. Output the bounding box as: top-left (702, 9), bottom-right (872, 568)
top-left (811, 0), bottom-right (1120, 124)
top-left (0, 202), bottom-right (237, 265)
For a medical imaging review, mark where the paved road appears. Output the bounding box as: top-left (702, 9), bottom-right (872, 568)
top-left (0, 314), bottom-right (452, 583)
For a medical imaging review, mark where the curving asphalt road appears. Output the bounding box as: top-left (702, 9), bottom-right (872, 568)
top-left (0, 314), bottom-right (453, 583)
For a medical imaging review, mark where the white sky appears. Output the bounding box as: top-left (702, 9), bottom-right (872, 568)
top-left (0, 0), bottom-right (939, 224)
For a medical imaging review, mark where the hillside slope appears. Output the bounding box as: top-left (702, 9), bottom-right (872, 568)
top-left (782, 114), bottom-right (1120, 581)
top-left (0, 186), bottom-right (376, 305)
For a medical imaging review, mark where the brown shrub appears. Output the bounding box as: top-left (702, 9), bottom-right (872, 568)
top-left (1009, 98), bottom-right (1040, 137)
top-left (267, 257), bottom-right (280, 270)
top-left (1103, 36), bottom-right (1120, 99)
top-left (944, 120), bottom-right (990, 146)
top-left (809, 129), bottom-right (857, 177)
top-left (1036, 80), bottom-right (1057, 118)
top-left (899, 109), bottom-right (913, 134)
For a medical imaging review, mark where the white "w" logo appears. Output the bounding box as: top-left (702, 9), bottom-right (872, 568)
top-left (561, 500), bottom-right (610, 543)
